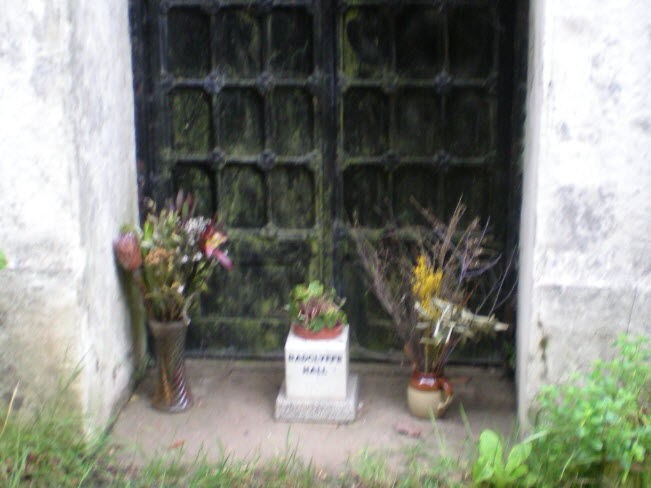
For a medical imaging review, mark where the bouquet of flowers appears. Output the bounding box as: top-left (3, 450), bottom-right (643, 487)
top-left (353, 202), bottom-right (511, 376)
top-left (113, 192), bottom-right (232, 322)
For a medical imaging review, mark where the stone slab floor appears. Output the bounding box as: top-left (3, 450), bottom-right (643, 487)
top-left (111, 360), bottom-right (516, 475)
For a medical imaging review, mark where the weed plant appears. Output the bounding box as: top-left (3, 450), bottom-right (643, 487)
top-left (473, 334), bottom-right (650, 488)
top-left (0, 380), bottom-right (119, 487)
top-left (528, 334), bottom-right (650, 487)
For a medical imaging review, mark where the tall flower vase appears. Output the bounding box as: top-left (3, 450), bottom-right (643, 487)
top-left (149, 318), bottom-right (193, 413)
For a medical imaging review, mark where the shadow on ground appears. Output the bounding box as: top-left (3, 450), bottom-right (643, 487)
top-left (111, 360), bottom-right (516, 474)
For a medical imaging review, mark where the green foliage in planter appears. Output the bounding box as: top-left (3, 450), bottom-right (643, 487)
top-left (285, 281), bottom-right (347, 332)
top-left (0, 249), bottom-right (6, 270)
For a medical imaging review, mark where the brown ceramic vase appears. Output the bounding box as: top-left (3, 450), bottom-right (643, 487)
top-left (406, 369), bottom-right (453, 418)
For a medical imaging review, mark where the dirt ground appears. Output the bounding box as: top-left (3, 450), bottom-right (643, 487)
top-left (111, 359), bottom-right (516, 475)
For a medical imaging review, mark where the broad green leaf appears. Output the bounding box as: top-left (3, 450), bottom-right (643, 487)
top-left (505, 441), bottom-right (531, 476)
top-left (0, 249), bottom-right (6, 269)
top-left (508, 463), bottom-right (528, 481)
top-left (589, 437), bottom-right (604, 452)
top-left (472, 463), bottom-right (495, 483)
top-left (522, 472), bottom-right (538, 487)
top-left (182, 199), bottom-right (190, 220)
top-left (473, 430), bottom-right (504, 482)
top-left (307, 281), bottom-right (322, 295)
top-left (631, 442), bottom-right (645, 462)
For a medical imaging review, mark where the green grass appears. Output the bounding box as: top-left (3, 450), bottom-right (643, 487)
top-left (0, 390), bottom-right (466, 488)
top-left (0, 383), bottom-right (117, 487)
top-left (2, 334), bottom-right (648, 487)
top-left (342, 442), bottom-right (464, 488)
top-left (2, 391), bottom-right (645, 488)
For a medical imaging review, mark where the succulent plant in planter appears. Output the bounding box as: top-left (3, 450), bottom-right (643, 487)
top-left (285, 281), bottom-right (347, 339)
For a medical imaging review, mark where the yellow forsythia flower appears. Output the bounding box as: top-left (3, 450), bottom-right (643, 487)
top-left (412, 255), bottom-right (443, 319)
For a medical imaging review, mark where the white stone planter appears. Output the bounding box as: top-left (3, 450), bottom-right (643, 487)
top-left (275, 325), bottom-right (358, 423)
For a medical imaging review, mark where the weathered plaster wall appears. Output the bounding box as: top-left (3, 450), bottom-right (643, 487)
top-left (0, 0), bottom-right (144, 429)
top-left (518, 0), bottom-right (651, 424)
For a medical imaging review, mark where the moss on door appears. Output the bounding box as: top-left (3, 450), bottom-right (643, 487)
top-left (131, 0), bottom-right (521, 361)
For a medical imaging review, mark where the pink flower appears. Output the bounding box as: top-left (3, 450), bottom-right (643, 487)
top-left (113, 232), bottom-right (141, 271)
top-left (199, 223), bottom-right (233, 270)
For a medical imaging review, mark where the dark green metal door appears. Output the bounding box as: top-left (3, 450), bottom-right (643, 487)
top-left (333, 1), bottom-right (517, 358)
top-left (131, 0), bottom-right (521, 359)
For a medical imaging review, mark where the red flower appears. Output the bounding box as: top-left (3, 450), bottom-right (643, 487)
top-left (113, 232), bottom-right (141, 271)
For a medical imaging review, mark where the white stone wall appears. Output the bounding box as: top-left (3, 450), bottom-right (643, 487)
top-left (518, 0), bottom-right (651, 424)
top-left (0, 0), bottom-right (144, 430)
